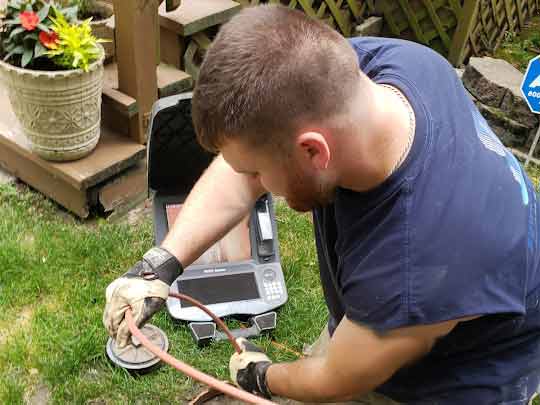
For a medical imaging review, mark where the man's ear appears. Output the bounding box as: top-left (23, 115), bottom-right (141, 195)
top-left (296, 132), bottom-right (331, 170)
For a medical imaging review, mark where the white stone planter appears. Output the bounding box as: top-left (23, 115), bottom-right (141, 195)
top-left (0, 48), bottom-right (105, 161)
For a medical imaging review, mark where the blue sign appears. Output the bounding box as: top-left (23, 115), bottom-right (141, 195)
top-left (521, 55), bottom-right (540, 114)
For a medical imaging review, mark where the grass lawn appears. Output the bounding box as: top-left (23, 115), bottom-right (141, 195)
top-left (2, 162), bottom-right (540, 404)
top-left (0, 184), bottom-right (326, 403)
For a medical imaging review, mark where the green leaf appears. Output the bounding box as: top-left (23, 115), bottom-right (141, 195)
top-left (36, 3), bottom-right (50, 23)
top-left (36, 23), bottom-right (50, 33)
top-left (21, 46), bottom-right (32, 67)
top-left (34, 41), bottom-right (46, 58)
top-left (3, 45), bottom-right (24, 61)
top-left (4, 42), bottom-right (15, 52)
top-left (72, 51), bottom-right (81, 68)
top-left (24, 32), bottom-right (39, 41)
top-left (62, 6), bottom-right (78, 22)
top-left (3, 19), bottom-right (20, 25)
top-left (10, 45), bottom-right (23, 54)
top-left (8, 26), bottom-right (25, 39)
top-left (8, 0), bottom-right (21, 11)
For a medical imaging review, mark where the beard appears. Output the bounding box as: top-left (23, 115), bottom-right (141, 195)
top-left (284, 168), bottom-right (336, 213)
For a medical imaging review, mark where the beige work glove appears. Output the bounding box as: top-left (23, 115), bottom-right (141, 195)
top-left (103, 247), bottom-right (183, 348)
top-left (229, 337), bottom-right (273, 399)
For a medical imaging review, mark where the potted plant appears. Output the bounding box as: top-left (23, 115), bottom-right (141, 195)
top-left (0, 0), bottom-right (107, 161)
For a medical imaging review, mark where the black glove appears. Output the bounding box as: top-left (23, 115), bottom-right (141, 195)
top-left (229, 338), bottom-right (273, 399)
top-left (103, 246), bottom-right (183, 348)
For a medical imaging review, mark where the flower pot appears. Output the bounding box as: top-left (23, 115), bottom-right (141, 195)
top-left (86, 1), bottom-right (115, 60)
top-left (0, 47), bottom-right (105, 161)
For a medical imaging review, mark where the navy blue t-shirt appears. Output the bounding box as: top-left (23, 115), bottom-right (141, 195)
top-left (313, 37), bottom-right (540, 404)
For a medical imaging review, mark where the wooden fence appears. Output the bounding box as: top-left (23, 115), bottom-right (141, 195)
top-left (449, 0), bottom-right (539, 65)
top-left (181, 0), bottom-right (378, 79)
top-left (371, 0), bottom-right (538, 66)
top-left (235, 0), bottom-right (377, 37)
top-left (103, 0), bottom-right (540, 82)
top-left (230, 0), bottom-right (539, 66)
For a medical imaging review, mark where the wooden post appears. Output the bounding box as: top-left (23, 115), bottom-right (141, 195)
top-left (112, 0), bottom-right (160, 144)
top-left (448, 0), bottom-right (479, 67)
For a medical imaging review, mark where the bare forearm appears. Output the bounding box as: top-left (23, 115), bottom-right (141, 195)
top-left (266, 358), bottom-right (373, 402)
top-left (161, 154), bottom-right (264, 265)
top-left (265, 316), bottom-right (460, 402)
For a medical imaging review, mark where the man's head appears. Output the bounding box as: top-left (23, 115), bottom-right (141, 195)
top-left (192, 5), bottom-right (369, 211)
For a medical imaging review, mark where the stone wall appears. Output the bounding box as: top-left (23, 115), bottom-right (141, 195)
top-left (461, 57), bottom-right (539, 155)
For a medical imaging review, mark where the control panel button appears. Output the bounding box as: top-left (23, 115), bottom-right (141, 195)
top-left (263, 268), bottom-right (276, 281)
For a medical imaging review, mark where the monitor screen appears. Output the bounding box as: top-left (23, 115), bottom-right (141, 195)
top-left (177, 273), bottom-right (260, 307)
top-left (165, 203), bottom-right (252, 265)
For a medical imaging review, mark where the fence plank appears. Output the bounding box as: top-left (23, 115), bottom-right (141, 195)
top-left (439, 13), bottom-right (459, 29)
top-left (297, 0), bottom-right (317, 17)
top-left (344, 0), bottom-right (360, 19)
top-left (522, 0), bottom-right (531, 20)
top-left (421, 0), bottom-right (452, 49)
top-left (479, 2), bottom-right (489, 31)
top-left (489, 0), bottom-right (500, 25)
top-left (503, 0), bottom-right (515, 31)
top-left (494, 20), bottom-right (509, 49)
top-left (324, 0), bottom-right (350, 35)
top-left (317, 2), bottom-right (328, 18)
top-left (528, 0), bottom-right (535, 16)
top-left (496, 0), bottom-right (506, 25)
top-left (378, 0), bottom-right (403, 35)
top-left (449, 0), bottom-right (479, 66)
top-left (470, 24), bottom-right (481, 54)
top-left (513, 0), bottom-right (524, 28)
top-left (448, 0), bottom-right (463, 17)
top-left (397, 0), bottom-right (429, 44)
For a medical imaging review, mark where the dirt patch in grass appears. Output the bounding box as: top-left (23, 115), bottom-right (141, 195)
top-left (0, 305), bottom-right (33, 347)
top-left (24, 381), bottom-right (51, 405)
top-left (0, 298), bottom-right (59, 347)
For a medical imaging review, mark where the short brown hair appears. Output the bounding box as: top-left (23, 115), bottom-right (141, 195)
top-left (192, 5), bottom-right (360, 153)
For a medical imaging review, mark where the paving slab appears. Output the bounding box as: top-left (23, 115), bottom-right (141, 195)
top-left (463, 57), bottom-right (538, 129)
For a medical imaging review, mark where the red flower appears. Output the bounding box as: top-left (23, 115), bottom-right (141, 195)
top-left (19, 11), bottom-right (39, 31)
top-left (39, 31), bottom-right (58, 49)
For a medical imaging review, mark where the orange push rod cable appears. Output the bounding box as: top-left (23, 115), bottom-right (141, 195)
top-left (125, 292), bottom-right (277, 405)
